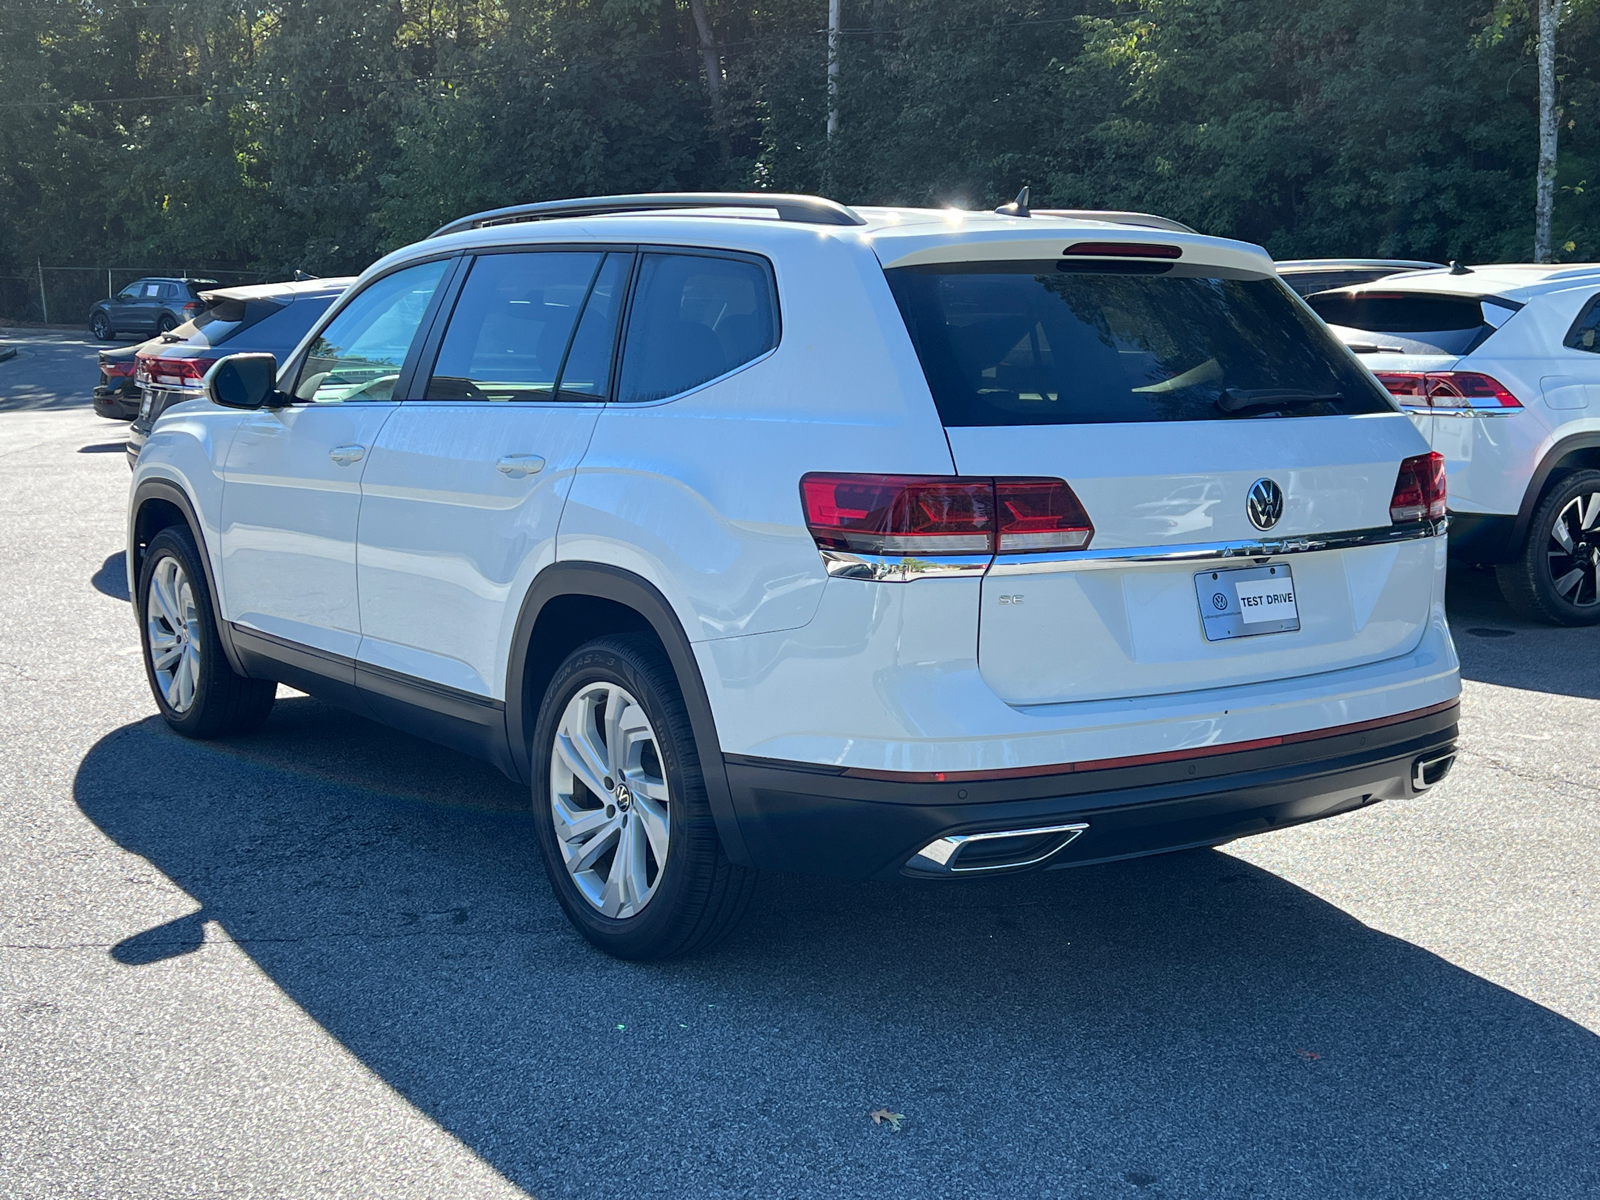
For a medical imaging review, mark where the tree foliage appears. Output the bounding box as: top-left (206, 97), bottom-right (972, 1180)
top-left (2, 0), bottom-right (1596, 281)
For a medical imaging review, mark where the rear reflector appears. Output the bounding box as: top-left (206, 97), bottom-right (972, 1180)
top-left (800, 474), bottom-right (1093, 556)
top-left (1375, 371), bottom-right (1522, 409)
top-left (1390, 452), bottom-right (1446, 523)
top-left (1063, 241), bottom-right (1183, 260)
top-left (135, 355), bottom-right (216, 388)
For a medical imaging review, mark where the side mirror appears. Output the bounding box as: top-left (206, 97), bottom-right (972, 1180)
top-left (205, 353), bottom-right (283, 410)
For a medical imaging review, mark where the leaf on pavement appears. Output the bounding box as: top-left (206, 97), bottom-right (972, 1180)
top-left (869, 1108), bottom-right (905, 1131)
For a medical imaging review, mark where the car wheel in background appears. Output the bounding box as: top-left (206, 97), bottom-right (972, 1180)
top-left (91, 312), bottom-right (113, 340)
top-left (1497, 468), bottom-right (1600, 626)
top-left (157, 314), bottom-right (178, 333)
top-left (137, 527), bottom-right (278, 737)
top-left (531, 634), bottom-right (756, 960)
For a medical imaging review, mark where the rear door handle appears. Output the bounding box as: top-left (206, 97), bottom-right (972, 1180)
top-left (496, 454), bottom-right (546, 479)
top-left (329, 444), bottom-right (366, 466)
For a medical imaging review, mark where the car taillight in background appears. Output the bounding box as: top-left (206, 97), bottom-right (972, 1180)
top-left (1390, 452), bottom-right (1447, 523)
top-left (1375, 371), bottom-right (1522, 409)
top-left (799, 474), bottom-right (1094, 556)
top-left (100, 358), bottom-right (136, 381)
top-left (135, 355), bottom-right (217, 388)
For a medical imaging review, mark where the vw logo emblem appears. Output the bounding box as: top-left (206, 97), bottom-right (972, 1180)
top-left (1212, 592), bottom-right (1228, 610)
top-left (1247, 478), bottom-right (1284, 531)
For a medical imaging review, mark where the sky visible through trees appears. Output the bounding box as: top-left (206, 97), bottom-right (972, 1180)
top-left (2, 0), bottom-right (1598, 300)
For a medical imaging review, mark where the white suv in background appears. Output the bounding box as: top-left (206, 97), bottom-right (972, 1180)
top-left (127, 193), bottom-right (1460, 959)
top-left (1309, 264), bottom-right (1600, 624)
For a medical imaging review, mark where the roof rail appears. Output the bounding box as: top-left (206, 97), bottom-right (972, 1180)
top-left (1033, 209), bottom-right (1197, 235)
top-left (429, 193), bottom-right (867, 239)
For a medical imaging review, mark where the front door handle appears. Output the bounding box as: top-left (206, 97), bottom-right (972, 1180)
top-left (329, 444), bottom-right (366, 466)
top-left (496, 454), bottom-right (546, 479)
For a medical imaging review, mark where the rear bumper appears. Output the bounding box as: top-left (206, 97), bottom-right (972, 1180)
top-left (723, 701), bottom-right (1458, 879)
top-left (92, 385), bottom-right (139, 420)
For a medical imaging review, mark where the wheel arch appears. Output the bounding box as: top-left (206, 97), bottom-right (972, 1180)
top-left (129, 478), bottom-right (246, 675)
top-left (1510, 432), bottom-right (1600, 552)
top-left (506, 562), bottom-right (750, 866)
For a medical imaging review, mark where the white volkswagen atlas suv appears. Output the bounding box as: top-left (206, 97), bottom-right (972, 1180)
top-left (127, 192), bottom-right (1461, 959)
top-left (1308, 263), bottom-right (1600, 624)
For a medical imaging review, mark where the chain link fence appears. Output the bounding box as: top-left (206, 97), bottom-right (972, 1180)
top-left (0, 265), bottom-right (272, 326)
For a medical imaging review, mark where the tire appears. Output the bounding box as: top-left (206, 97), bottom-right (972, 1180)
top-left (137, 527), bottom-right (277, 737)
top-left (531, 634), bottom-right (756, 960)
top-left (91, 312), bottom-right (113, 341)
top-left (1496, 468), bottom-right (1600, 626)
top-left (157, 314), bottom-right (177, 333)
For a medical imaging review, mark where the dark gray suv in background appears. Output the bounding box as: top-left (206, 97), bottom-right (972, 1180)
top-left (89, 277), bottom-right (217, 340)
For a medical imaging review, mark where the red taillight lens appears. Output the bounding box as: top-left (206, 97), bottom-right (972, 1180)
top-left (799, 474), bottom-right (1093, 556)
top-left (135, 355), bottom-right (216, 387)
top-left (994, 478), bottom-right (1094, 551)
top-left (1375, 371), bottom-right (1522, 409)
top-left (1063, 241), bottom-right (1183, 260)
top-left (101, 359), bottom-right (135, 379)
top-left (1390, 452), bottom-right (1447, 523)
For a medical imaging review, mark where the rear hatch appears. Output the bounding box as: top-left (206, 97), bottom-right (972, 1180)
top-left (884, 244), bottom-right (1438, 705)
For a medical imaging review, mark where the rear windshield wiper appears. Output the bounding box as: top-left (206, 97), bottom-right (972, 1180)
top-left (1217, 387), bottom-right (1343, 413)
top-left (1344, 342), bottom-right (1405, 354)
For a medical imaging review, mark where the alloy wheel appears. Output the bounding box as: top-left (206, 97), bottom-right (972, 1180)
top-left (146, 556), bottom-right (201, 712)
top-left (1545, 491), bottom-right (1600, 608)
top-left (550, 682), bottom-right (671, 919)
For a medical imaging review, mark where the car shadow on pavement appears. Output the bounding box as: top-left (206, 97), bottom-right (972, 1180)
top-left (1446, 563), bottom-right (1600, 700)
top-left (74, 697), bottom-right (1600, 1198)
top-left (92, 552), bottom-right (130, 602)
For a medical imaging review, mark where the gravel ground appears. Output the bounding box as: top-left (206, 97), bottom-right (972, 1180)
top-left (2, 332), bottom-right (1597, 1198)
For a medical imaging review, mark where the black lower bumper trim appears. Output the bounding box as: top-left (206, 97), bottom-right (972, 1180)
top-left (723, 705), bottom-right (1459, 880)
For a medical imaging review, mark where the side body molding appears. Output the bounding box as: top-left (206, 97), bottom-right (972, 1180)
top-left (128, 477), bottom-right (247, 677)
top-left (505, 562), bottom-right (750, 866)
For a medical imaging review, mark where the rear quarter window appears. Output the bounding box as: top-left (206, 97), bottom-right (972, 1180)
top-left (887, 261), bottom-right (1392, 426)
top-left (1306, 292), bottom-right (1494, 355)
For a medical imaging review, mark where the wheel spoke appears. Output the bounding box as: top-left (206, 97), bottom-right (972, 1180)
top-left (1553, 566), bottom-right (1586, 597)
top-left (552, 792), bottom-right (612, 844)
top-left (150, 642), bottom-right (182, 672)
top-left (555, 730), bottom-right (609, 800)
top-left (620, 817), bottom-right (653, 911)
top-left (1580, 493), bottom-right (1600, 531)
top-left (634, 794), bottom-right (670, 869)
top-left (568, 822), bottom-right (620, 875)
top-left (598, 829), bottom-right (630, 916)
top-left (1551, 518), bottom-right (1576, 554)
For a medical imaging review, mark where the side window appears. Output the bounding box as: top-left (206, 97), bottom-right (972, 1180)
top-left (616, 252), bottom-right (777, 404)
top-left (117, 283), bottom-right (143, 301)
top-left (425, 251), bottom-right (602, 402)
top-left (293, 259), bottom-right (448, 403)
top-left (1565, 293), bottom-right (1600, 352)
top-left (143, 283), bottom-right (162, 298)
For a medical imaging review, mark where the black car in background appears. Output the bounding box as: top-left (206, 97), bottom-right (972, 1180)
top-left (126, 277), bottom-right (353, 467)
top-left (94, 339), bottom-right (158, 419)
top-left (89, 277), bottom-right (218, 340)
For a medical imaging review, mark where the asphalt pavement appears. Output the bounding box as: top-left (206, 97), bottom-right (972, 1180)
top-left (2, 331), bottom-right (1598, 1198)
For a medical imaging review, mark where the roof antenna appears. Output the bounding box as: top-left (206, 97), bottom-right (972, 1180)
top-left (995, 186), bottom-right (1031, 218)
top-left (1448, 260), bottom-right (1472, 275)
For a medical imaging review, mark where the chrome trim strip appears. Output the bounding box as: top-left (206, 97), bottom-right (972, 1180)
top-left (985, 519), bottom-right (1446, 576)
top-left (905, 822), bottom-right (1090, 875)
top-left (820, 550), bottom-right (993, 581)
top-left (820, 520), bottom-right (1445, 581)
top-left (1399, 405), bottom-right (1518, 418)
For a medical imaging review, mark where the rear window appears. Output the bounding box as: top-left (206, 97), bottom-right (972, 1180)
top-left (219, 296), bottom-right (337, 353)
top-left (1305, 292), bottom-right (1491, 355)
top-left (886, 262), bottom-right (1391, 426)
top-left (190, 298), bottom-right (285, 346)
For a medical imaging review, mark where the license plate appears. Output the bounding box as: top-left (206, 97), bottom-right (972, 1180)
top-left (1194, 564), bottom-right (1300, 641)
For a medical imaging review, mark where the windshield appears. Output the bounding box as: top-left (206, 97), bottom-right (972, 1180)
top-left (886, 262), bottom-right (1393, 425)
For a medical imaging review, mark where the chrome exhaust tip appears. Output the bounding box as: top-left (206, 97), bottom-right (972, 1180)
top-left (905, 822), bottom-right (1088, 876)
top-left (1412, 750), bottom-right (1456, 792)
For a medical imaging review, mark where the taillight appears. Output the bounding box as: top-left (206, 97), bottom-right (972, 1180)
top-left (799, 474), bottom-right (1093, 556)
top-left (1375, 371), bottom-right (1522, 409)
top-left (135, 355), bottom-right (216, 388)
top-left (1390, 452), bottom-right (1447, 523)
top-left (101, 358), bottom-right (135, 380)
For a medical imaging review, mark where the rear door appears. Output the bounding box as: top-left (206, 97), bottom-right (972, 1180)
top-left (354, 248), bottom-right (629, 700)
top-left (886, 257), bottom-right (1436, 705)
